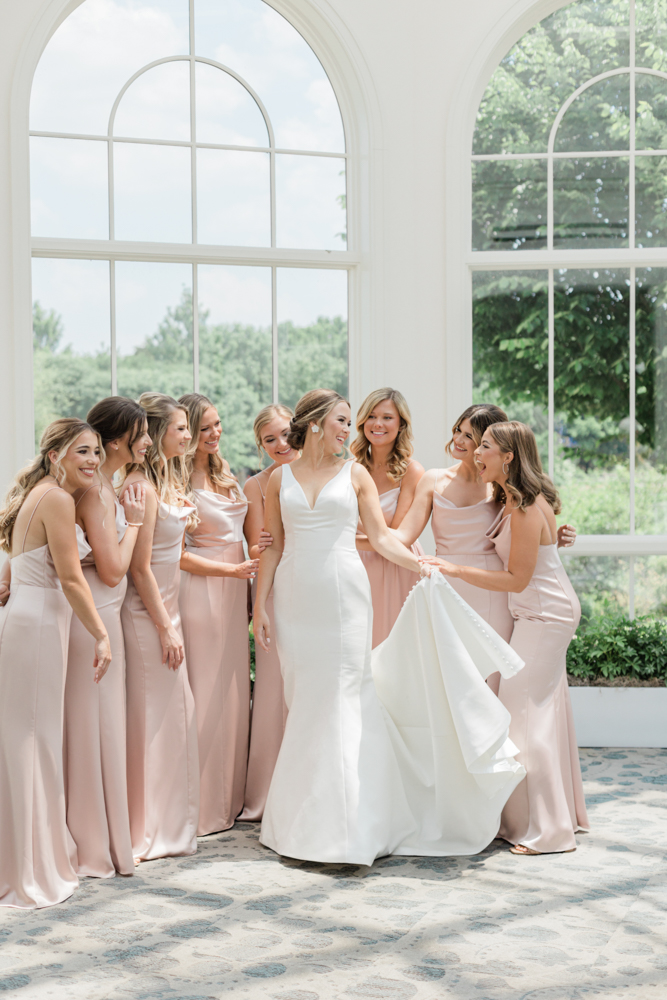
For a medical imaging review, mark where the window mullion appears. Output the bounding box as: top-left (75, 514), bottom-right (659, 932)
top-left (110, 259), bottom-right (117, 395)
top-left (271, 266), bottom-right (279, 403)
top-left (548, 268), bottom-right (555, 480)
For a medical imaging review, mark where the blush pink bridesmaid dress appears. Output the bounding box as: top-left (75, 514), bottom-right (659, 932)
top-left (122, 499), bottom-right (199, 861)
top-left (64, 493), bottom-right (134, 878)
top-left (488, 508), bottom-right (589, 853)
top-left (180, 490), bottom-right (251, 835)
top-left (358, 487), bottom-right (424, 648)
top-left (239, 476), bottom-right (288, 822)
top-left (0, 488), bottom-right (82, 907)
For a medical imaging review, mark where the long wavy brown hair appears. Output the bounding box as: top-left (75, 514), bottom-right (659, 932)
top-left (487, 421), bottom-right (561, 513)
top-left (351, 387), bottom-right (414, 483)
top-left (0, 418), bottom-right (101, 553)
top-left (123, 393), bottom-right (190, 508)
top-left (179, 393), bottom-right (243, 500)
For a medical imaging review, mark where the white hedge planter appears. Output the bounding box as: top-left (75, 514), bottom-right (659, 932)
top-left (570, 687), bottom-right (667, 748)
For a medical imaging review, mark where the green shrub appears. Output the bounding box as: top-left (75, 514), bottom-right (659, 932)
top-left (567, 611), bottom-right (667, 685)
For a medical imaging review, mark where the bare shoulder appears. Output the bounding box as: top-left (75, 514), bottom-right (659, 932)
top-left (78, 481), bottom-right (112, 514)
top-left (243, 475), bottom-right (262, 501)
top-left (38, 486), bottom-right (75, 515)
top-left (124, 470), bottom-right (148, 488)
top-left (266, 466), bottom-right (284, 493)
top-left (350, 461), bottom-right (372, 489)
top-left (403, 459), bottom-right (425, 486)
top-left (419, 467), bottom-right (441, 491)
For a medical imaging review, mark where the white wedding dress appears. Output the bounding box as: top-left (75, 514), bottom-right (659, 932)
top-left (260, 461), bottom-right (526, 865)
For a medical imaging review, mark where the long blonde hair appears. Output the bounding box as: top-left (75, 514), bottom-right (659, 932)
top-left (351, 387), bottom-right (414, 482)
top-left (0, 418), bottom-right (100, 553)
top-left (286, 389), bottom-right (349, 452)
top-left (253, 403), bottom-right (294, 462)
top-left (179, 393), bottom-right (243, 500)
top-left (488, 421), bottom-right (561, 513)
top-left (125, 393), bottom-right (189, 507)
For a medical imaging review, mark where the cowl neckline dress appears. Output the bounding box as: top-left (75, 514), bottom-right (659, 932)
top-left (181, 489), bottom-right (250, 835)
top-left (0, 496), bottom-right (88, 908)
top-left (358, 484), bottom-right (424, 648)
top-left (488, 509), bottom-right (589, 853)
top-left (65, 494), bottom-right (134, 877)
top-left (260, 461), bottom-right (527, 866)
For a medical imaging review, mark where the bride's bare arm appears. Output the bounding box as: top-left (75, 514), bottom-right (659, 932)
top-left (353, 465), bottom-right (422, 574)
top-left (253, 468), bottom-right (285, 651)
top-left (390, 469), bottom-right (437, 546)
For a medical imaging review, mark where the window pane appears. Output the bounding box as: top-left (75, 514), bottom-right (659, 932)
top-left (635, 268), bottom-right (667, 534)
top-left (277, 269), bottom-right (347, 410)
top-left (194, 0), bottom-right (344, 152)
top-left (113, 60), bottom-right (190, 141)
top-left (30, 0), bottom-right (190, 136)
top-left (198, 265), bottom-right (272, 476)
top-left (473, 0), bottom-right (629, 154)
top-left (113, 142), bottom-right (191, 242)
top-left (554, 269), bottom-right (630, 534)
top-left (634, 556), bottom-right (667, 616)
top-left (553, 157), bottom-right (629, 248)
top-left (472, 271), bottom-right (549, 466)
top-left (635, 156), bottom-right (667, 247)
top-left (554, 75), bottom-right (630, 152)
top-left (196, 149), bottom-right (270, 246)
top-left (30, 137), bottom-right (108, 239)
top-left (635, 73), bottom-right (667, 150)
top-left (195, 62), bottom-right (269, 146)
top-left (276, 154), bottom-right (346, 250)
top-left (559, 554), bottom-right (630, 620)
top-left (637, 0), bottom-right (667, 72)
top-left (472, 160), bottom-right (547, 251)
top-left (115, 262), bottom-right (193, 399)
top-left (32, 258), bottom-right (111, 447)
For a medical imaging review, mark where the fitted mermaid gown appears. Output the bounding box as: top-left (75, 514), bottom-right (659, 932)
top-left (260, 462), bottom-right (527, 866)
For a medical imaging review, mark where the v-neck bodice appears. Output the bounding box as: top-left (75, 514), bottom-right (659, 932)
top-left (281, 462), bottom-right (357, 553)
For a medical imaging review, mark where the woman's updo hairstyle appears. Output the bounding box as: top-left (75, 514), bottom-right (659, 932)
top-left (253, 403), bottom-right (294, 460)
top-left (286, 389), bottom-right (350, 451)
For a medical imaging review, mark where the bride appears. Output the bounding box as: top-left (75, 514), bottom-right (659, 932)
top-left (253, 389), bottom-right (525, 865)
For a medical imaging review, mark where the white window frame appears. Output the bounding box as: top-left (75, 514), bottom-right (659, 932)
top-left (445, 0), bottom-right (667, 617)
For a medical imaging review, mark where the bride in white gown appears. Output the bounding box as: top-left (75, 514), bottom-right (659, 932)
top-left (254, 390), bottom-right (526, 866)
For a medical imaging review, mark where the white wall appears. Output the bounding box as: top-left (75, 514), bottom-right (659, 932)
top-left (0, 0), bottom-right (561, 498)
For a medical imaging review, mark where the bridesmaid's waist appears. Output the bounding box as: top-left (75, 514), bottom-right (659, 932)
top-left (185, 540), bottom-right (244, 559)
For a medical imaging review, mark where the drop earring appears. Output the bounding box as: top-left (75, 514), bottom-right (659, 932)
top-left (502, 462), bottom-right (509, 474)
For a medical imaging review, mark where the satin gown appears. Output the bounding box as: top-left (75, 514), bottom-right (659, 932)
top-left (239, 475), bottom-right (288, 822)
top-left (64, 495), bottom-right (134, 878)
top-left (0, 488), bottom-right (86, 908)
top-left (260, 461), bottom-right (526, 866)
top-left (358, 486), bottom-right (424, 648)
top-left (489, 509), bottom-right (589, 853)
top-left (180, 490), bottom-right (250, 835)
top-left (122, 499), bottom-right (199, 861)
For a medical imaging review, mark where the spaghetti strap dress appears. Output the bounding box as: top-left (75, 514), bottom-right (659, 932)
top-left (64, 492), bottom-right (134, 877)
top-left (240, 474), bottom-right (288, 822)
top-left (122, 497), bottom-right (199, 861)
top-left (488, 508), bottom-right (589, 853)
top-left (180, 489), bottom-right (251, 835)
top-left (0, 488), bottom-right (86, 907)
top-left (358, 484), bottom-right (424, 648)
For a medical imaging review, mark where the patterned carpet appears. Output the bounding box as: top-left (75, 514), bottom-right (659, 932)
top-left (1, 749), bottom-right (666, 1000)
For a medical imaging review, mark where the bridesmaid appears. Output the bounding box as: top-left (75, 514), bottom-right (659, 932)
top-left (122, 393), bottom-right (200, 862)
top-left (239, 403), bottom-right (295, 821)
top-left (65, 398), bottom-right (150, 878)
top-left (351, 388), bottom-right (425, 647)
top-left (178, 393), bottom-right (258, 835)
top-left (424, 420), bottom-right (589, 855)
top-left (0, 419), bottom-right (111, 907)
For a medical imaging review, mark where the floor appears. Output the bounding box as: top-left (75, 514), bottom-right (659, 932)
top-left (1, 749), bottom-right (666, 1000)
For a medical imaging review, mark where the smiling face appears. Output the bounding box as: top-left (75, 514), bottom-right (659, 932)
top-left (363, 399), bottom-right (401, 450)
top-left (474, 428), bottom-right (513, 484)
top-left (110, 419), bottom-right (152, 467)
top-left (451, 417), bottom-right (479, 466)
top-left (260, 415), bottom-right (297, 466)
top-left (51, 430), bottom-right (101, 490)
top-left (162, 407), bottom-right (192, 461)
top-left (197, 406), bottom-right (222, 459)
top-left (321, 401), bottom-right (352, 455)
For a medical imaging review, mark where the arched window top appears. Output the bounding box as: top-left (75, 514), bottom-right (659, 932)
top-left (30, 0), bottom-right (345, 153)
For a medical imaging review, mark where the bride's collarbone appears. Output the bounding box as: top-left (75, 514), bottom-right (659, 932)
top-left (289, 459), bottom-right (347, 508)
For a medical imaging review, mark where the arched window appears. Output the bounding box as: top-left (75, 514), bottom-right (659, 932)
top-left (470, 0), bottom-right (667, 620)
top-left (30, 0), bottom-right (350, 473)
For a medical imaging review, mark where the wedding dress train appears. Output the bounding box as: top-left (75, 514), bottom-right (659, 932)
top-left (260, 461), bottom-right (526, 866)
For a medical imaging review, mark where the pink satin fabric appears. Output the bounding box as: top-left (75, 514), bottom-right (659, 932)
top-left (358, 487), bottom-right (423, 648)
top-left (239, 476), bottom-right (288, 822)
top-left (0, 520), bottom-right (78, 907)
top-left (64, 498), bottom-right (134, 877)
top-left (489, 510), bottom-right (589, 853)
top-left (122, 500), bottom-right (199, 861)
top-left (181, 489), bottom-right (250, 835)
